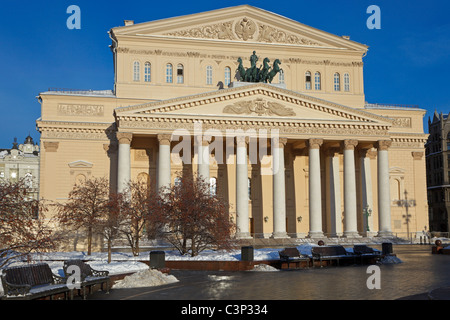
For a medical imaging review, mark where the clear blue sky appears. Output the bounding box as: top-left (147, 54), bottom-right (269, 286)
top-left (0, 0), bottom-right (449, 148)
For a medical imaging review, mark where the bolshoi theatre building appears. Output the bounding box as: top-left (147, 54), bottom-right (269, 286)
top-left (37, 5), bottom-right (429, 241)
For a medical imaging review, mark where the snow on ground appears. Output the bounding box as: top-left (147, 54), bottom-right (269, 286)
top-left (0, 243), bottom-right (385, 295)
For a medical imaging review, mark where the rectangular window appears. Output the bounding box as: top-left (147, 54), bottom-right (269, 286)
top-left (206, 66), bottom-right (213, 85)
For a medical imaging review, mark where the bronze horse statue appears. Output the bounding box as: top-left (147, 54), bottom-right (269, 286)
top-left (237, 54), bottom-right (282, 84)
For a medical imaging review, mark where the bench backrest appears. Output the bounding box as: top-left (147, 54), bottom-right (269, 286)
top-left (280, 247), bottom-right (300, 257)
top-left (63, 260), bottom-right (92, 279)
top-left (312, 245), bottom-right (348, 256)
top-left (2, 263), bottom-right (54, 287)
top-left (353, 245), bottom-right (375, 254)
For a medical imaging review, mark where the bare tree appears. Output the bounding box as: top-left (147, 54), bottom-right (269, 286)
top-left (119, 180), bottom-right (161, 256)
top-left (0, 179), bottom-right (59, 267)
top-left (151, 174), bottom-right (235, 257)
top-left (56, 177), bottom-right (110, 255)
top-left (97, 193), bottom-right (129, 263)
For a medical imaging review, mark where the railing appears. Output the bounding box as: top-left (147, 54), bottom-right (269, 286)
top-left (364, 103), bottom-right (420, 109)
top-left (47, 88), bottom-right (114, 95)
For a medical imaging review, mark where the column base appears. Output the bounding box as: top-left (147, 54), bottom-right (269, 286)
top-left (271, 232), bottom-right (289, 239)
top-left (377, 231), bottom-right (394, 238)
top-left (307, 231), bottom-right (325, 238)
top-left (343, 231), bottom-right (362, 238)
top-left (361, 231), bottom-right (378, 237)
top-left (235, 232), bottom-right (253, 239)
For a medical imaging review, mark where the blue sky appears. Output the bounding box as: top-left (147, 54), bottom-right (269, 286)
top-left (0, 0), bottom-right (449, 148)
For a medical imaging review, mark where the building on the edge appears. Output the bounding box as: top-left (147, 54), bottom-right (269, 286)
top-left (0, 135), bottom-right (40, 201)
top-left (426, 111), bottom-right (450, 234)
top-left (36, 5), bottom-right (429, 245)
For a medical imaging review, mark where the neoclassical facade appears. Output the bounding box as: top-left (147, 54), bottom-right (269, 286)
top-left (37, 6), bottom-right (429, 239)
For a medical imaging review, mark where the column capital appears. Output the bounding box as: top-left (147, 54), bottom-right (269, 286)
top-left (117, 132), bottom-right (133, 145)
top-left (236, 136), bottom-right (249, 147)
top-left (195, 135), bottom-right (210, 146)
top-left (157, 134), bottom-right (172, 146)
top-left (273, 137), bottom-right (288, 148)
top-left (308, 138), bottom-right (323, 149)
top-left (343, 139), bottom-right (358, 150)
top-left (412, 151), bottom-right (424, 160)
top-left (377, 140), bottom-right (392, 151)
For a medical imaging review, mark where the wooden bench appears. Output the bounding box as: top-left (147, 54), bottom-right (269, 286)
top-left (279, 247), bottom-right (310, 269)
top-left (63, 260), bottom-right (110, 300)
top-left (1, 263), bottom-right (72, 300)
top-left (311, 245), bottom-right (356, 267)
top-left (353, 245), bottom-right (381, 263)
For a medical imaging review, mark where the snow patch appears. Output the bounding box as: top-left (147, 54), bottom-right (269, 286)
top-left (378, 255), bottom-right (403, 264)
top-left (112, 268), bottom-right (178, 289)
top-left (248, 264), bottom-right (279, 272)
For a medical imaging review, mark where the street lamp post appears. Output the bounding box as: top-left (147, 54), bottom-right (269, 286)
top-left (363, 205), bottom-right (372, 233)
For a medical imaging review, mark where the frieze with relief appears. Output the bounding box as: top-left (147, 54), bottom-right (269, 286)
top-left (58, 104), bottom-right (104, 117)
top-left (223, 99), bottom-right (296, 117)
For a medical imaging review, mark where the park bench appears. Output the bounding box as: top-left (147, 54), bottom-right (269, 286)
top-left (279, 247), bottom-right (310, 269)
top-left (63, 260), bottom-right (110, 300)
top-left (353, 245), bottom-right (381, 263)
top-left (311, 245), bottom-right (356, 267)
top-left (1, 263), bottom-right (72, 300)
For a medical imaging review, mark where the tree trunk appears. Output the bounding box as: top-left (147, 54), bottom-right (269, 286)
top-left (87, 227), bottom-right (92, 255)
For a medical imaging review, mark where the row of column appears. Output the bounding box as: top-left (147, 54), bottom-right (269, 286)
top-left (117, 132), bottom-right (393, 239)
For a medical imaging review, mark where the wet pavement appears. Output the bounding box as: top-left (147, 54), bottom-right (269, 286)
top-left (88, 245), bottom-right (450, 301)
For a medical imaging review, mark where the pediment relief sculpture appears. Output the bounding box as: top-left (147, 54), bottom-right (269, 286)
top-left (223, 98), bottom-right (296, 117)
top-left (163, 17), bottom-right (322, 46)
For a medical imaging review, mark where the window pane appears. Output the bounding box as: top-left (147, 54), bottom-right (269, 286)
top-left (344, 73), bottom-right (350, 91)
top-left (177, 64), bottom-right (184, 84)
top-left (314, 72), bottom-right (321, 90)
top-left (334, 73), bottom-right (340, 91)
top-left (206, 65), bottom-right (213, 85)
top-left (279, 70), bottom-right (285, 84)
top-left (224, 67), bottom-right (231, 86)
top-left (166, 64), bottom-right (173, 83)
top-left (305, 72), bottom-right (311, 90)
top-left (133, 61), bottom-right (140, 81)
top-left (144, 62), bottom-right (151, 82)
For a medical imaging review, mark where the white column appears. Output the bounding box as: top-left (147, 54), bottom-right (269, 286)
top-left (117, 132), bottom-right (132, 193)
top-left (308, 139), bottom-right (324, 238)
top-left (343, 140), bottom-right (360, 237)
top-left (197, 136), bottom-right (210, 184)
top-left (360, 149), bottom-right (376, 236)
top-left (236, 136), bottom-right (250, 239)
top-left (377, 140), bottom-right (393, 237)
top-left (157, 134), bottom-right (172, 191)
top-left (272, 137), bottom-right (288, 239)
top-left (327, 148), bottom-right (342, 237)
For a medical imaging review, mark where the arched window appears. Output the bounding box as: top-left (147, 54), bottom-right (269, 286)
top-left (305, 71), bottom-right (311, 90)
top-left (177, 64), bottom-right (184, 84)
top-left (144, 62), bottom-right (151, 82)
top-left (133, 61), bottom-right (140, 82)
top-left (344, 73), bottom-right (350, 92)
top-left (206, 65), bottom-right (213, 85)
top-left (314, 72), bottom-right (321, 90)
top-left (166, 63), bottom-right (173, 83)
top-left (224, 67), bottom-right (231, 86)
top-left (334, 73), bottom-right (340, 91)
top-left (210, 177), bottom-right (217, 195)
top-left (278, 70), bottom-right (285, 84)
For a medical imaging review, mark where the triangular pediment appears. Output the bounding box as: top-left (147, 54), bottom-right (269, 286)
top-left (115, 83), bottom-right (392, 127)
top-left (111, 5), bottom-right (367, 51)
